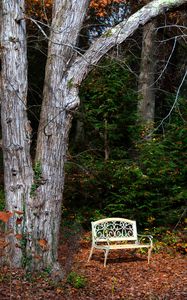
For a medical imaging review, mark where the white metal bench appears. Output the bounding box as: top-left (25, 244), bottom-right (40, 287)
top-left (88, 218), bottom-right (153, 267)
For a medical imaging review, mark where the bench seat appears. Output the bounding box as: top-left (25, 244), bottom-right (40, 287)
top-left (94, 243), bottom-right (151, 250)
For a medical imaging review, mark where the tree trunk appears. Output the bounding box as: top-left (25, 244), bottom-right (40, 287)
top-left (0, 0), bottom-right (33, 266)
top-left (24, 0), bottom-right (89, 272)
top-left (25, 88), bottom-right (74, 273)
top-left (138, 20), bottom-right (157, 129)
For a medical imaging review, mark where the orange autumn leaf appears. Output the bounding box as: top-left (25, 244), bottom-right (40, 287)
top-left (14, 210), bottom-right (24, 215)
top-left (56, 288), bottom-right (63, 294)
top-left (15, 234), bottom-right (23, 240)
top-left (26, 0), bottom-right (125, 20)
top-left (38, 239), bottom-right (48, 248)
top-left (90, 0), bottom-right (123, 8)
top-left (0, 211), bottom-right (13, 223)
top-left (90, 0), bottom-right (125, 15)
top-left (33, 254), bottom-right (42, 260)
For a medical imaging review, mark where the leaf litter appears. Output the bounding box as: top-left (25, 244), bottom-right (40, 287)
top-left (0, 230), bottom-right (186, 299)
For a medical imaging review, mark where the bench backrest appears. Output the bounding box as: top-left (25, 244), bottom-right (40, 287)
top-left (91, 218), bottom-right (138, 244)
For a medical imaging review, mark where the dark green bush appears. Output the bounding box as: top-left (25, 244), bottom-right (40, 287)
top-left (65, 122), bottom-right (186, 229)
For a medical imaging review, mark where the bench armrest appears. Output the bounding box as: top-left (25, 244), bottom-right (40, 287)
top-left (137, 234), bottom-right (153, 247)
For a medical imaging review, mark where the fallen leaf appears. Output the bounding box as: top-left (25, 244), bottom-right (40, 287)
top-left (56, 288), bottom-right (63, 294)
top-left (38, 239), bottom-right (48, 250)
top-left (14, 210), bottom-right (24, 215)
top-left (15, 234), bottom-right (22, 240)
top-left (0, 211), bottom-right (13, 223)
top-left (33, 255), bottom-right (42, 260)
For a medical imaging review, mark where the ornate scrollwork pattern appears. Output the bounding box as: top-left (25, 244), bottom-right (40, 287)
top-left (94, 221), bottom-right (134, 240)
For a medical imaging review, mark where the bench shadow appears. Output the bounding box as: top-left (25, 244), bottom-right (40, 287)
top-left (92, 252), bottom-right (147, 265)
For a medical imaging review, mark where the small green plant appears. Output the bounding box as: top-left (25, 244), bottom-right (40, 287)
top-left (0, 186), bottom-right (5, 211)
top-left (24, 271), bottom-right (35, 282)
top-left (111, 276), bottom-right (117, 299)
top-left (103, 28), bottom-right (113, 37)
top-left (67, 78), bottom-right (74, 89)
top-left (33, 161), bottom-right (42, 181)
top-left (30, 161), bottom-right (43, 196)
top-left (66, 271), bottom-right (87, 288)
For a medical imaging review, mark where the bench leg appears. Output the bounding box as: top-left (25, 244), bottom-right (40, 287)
top-left (88, 246), bottom-right (94, 262)
top-left (104, 249), bottom-right (109, 267)
top-left (148, 247), bottom-right (152, 264)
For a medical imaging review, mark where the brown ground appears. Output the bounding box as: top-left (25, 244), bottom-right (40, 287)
top-left (0, 231), bottom-right (186, 300)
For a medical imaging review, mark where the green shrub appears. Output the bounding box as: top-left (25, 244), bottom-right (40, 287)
top-left (66, 271), bottom-right (87, 288)
top-left (65, 123), bottom-right (186, 229)
top-left (65, 58), bottom-right (186, 230)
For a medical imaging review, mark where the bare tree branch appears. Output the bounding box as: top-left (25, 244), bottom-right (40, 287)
top-left (68, 0), bottom-right (187, 85)
top-left (151, 36), bottom-right (177, 87)
top-left (148, 68), bottom-right (187, 137)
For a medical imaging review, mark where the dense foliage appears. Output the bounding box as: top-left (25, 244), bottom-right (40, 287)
top-left (64, 57), bottom-right (187, 229)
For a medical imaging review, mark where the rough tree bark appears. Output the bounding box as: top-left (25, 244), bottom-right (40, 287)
top-left (138, 20), bottom-right (157, 127)
top-left (26, 0), bottom-right (90, 272)
top-left (0, 0), bottom-right (186, 272)
top-left (0, 1), bottom-right (33, 266)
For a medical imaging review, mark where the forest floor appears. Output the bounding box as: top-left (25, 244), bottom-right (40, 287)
top-left (0, 229), bottom-right (186, 300)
